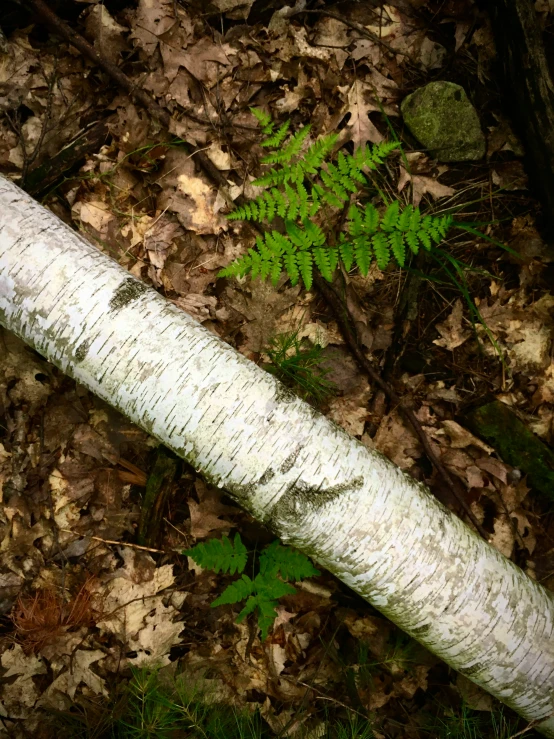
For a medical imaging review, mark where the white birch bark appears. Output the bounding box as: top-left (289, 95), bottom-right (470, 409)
top-left (0, 174), bottom-right (553, 732)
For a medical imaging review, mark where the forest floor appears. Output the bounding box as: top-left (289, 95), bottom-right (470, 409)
top-left (1, 0), bottom-right (554, 737)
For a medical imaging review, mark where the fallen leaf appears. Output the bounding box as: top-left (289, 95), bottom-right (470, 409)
top-left (40, 650), bottom-right (108, 706)
top-left (85, 5), bottom-right (127, 64)
top-left (492, 161), bottom-right (528, 191)
top-left (398, 167), bottom-right (455, 207)
top-left (162, 37), bottom-right (234, 88)
top-left (441, 420), bottom-right (494, 452)
top-left (211, 0), bottom-right (254, 19)
top-left (73, 200), bottom-right (116, 238)
top-left (290, 27), bottom-right (332, 62)
top-left (157, 150), bottom-right (227, 235)
top-left (342, 82), bottom-right (383, 146)
top-left (313, 17), bottom-right (350, 48)
top-left (131, 0), bottom-right (178, 55)
top-left (433, 300), bottom-right (471, 351)
top-left (174, 294), bottom-right (218, 323)
top-left (0, 645), bottom-right (46, 719)
top-left (96, 560), bottom-right (182, 666)
top-left (188, 480), bottom-right (238, 538)
top-left (327, 382), bottom-right (372, 437)
top-left (457, 674), bottom-right (494, 711)
top-left (372, 411), bottom-right (422, 469)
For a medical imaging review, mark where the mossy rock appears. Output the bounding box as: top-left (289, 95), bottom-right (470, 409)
top-left (401, 81), bottom-right (485, 162)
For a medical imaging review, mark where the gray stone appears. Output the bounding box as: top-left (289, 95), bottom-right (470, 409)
top-left (401, 81), bottom-right (485, 162)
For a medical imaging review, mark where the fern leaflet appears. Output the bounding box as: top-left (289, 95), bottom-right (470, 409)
top-left (183, 533), bottom-right (247, 575)
top-left (212, 574), bottom-right (254, 606)
top-left (259, 541), bottom-right (321, 581)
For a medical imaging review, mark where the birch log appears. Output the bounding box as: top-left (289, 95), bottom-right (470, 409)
top-left (1, 174), bottom-right (554, 733)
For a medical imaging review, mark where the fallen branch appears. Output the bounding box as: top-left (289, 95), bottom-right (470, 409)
top-left (1, 175), bottom-right (554, 735)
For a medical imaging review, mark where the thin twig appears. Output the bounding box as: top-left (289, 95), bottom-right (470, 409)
top-left (59, 528), bottom-right (169, 554)
top-left (314, 274), bottom-right (489, 540)
top-left (507, 719), bottom-right (543, 738)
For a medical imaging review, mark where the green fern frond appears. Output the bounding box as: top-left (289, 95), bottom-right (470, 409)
top-left (381, 200), bottom-right (400, 231)
top-left (338, 234), bottom-right (354, 272)
top-left (236, 595), bottom-right (259, 624)
top-left (262, 120), bottom-right (290, 148)
top-left (212, 574), bottom-right (254, 607)
top-left (316, 183), bottom-right (345, 209)
top-left (183, 533), bottom-right (247, 575)
top-left (320, 168), bottom-right (348, 202)
top-left (389, 231), bottom-right (406, 267)
top-left (372, 232), bottom-right (390, 270)
top-left (303, 134), bottom-right (339, 173)
top-left (283, 249), bottom-right (299, 286)
top-left (313, 248), bottom-right (333, 281)
top-left (397, 204), bottom-right (414, 232)
top-left (363, 203), bottom-right (380, 232)
top-left (187, 532), bottom-right (321, 641)
top-left (340, 203), bottom-right (454, 274)
top-left (354, 236), bottom-right (372, 275)
top-left (354, 140), bottom-right (401, 171)
top-left (260, 541), bottom-right (321, 581)
top-left (261, 125), bottom-right (311, 165)
top-left (297, 250), bottom-right (313, 290)
top-left (256, 599), bottom-right (280, 641)
top-left (418, 228), bottom-right (432, 250)
top-left (223, 111), bottom-right (452, 288)
top-left (250, 107), bottom-right (273, 136)
top-left (406, 230), bottom-right (420, 255)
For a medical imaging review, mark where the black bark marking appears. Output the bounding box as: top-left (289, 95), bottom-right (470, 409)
top-left (109, 278), bottom-right (148, 311)
top-left (74, 338), bottom-right (91, 363)
top-left (458, 662), bottom-right (485, 677)
top-left (259, 468), bottom-right (276, 485)
top-left (411, 623), bottom-right (431, 637)
top-left (280, 445), bottom-right (304, 474)
top-left (269, 475), bottom-right (365, 527)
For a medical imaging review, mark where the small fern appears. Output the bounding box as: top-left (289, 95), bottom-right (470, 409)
top-left (184, 534), bottom-right (320, 640)
top-left (219, 108), bottom-right (455, 289)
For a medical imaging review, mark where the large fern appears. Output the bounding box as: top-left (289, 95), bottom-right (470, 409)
top-left (219, 109), bottom-right (455, 290)
top-left (184, 534), bottom-right (320, 640)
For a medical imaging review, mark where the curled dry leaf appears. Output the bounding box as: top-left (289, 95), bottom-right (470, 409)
top-left (441, 420), bottom-right (494, 453)
top-left (433, 300), bottom-right (471, 351)
top-left (372, 410), bottom-right (422, 469)
top-left (397, 166), bottom-right (455, 207)
top-left (188, 479), bottom-right (239, 539)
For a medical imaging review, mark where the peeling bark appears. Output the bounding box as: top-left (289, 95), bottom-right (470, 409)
top-left (0, 175), bottom-right (553, 733)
